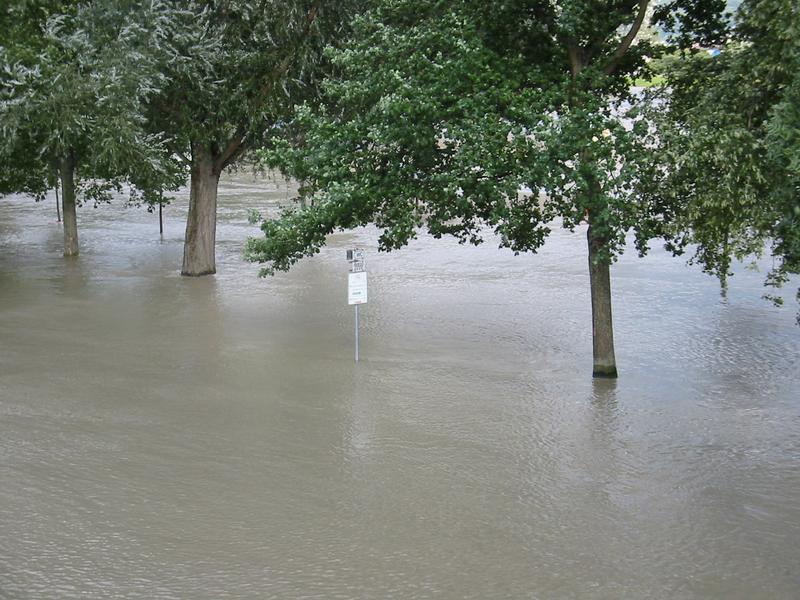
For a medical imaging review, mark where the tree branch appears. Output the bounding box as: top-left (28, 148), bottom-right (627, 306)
top-left (568, 42), bottom-right (585, 78)
top-left (604, 0), bottom-right (650, 75)
top-left (215, 127), bottom-right (247, 171)
top-left (166, 140), bottom-right (191, 166)
top-left (214, 0), bottom-right (323, 173)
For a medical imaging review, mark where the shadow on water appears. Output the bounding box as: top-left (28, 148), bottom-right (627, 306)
top-left (174, 276), bottom-right (227, 379)
top-left (54, 256), bottom-right (88, 297)
top-left (591, 376), bottom-right (619, 408)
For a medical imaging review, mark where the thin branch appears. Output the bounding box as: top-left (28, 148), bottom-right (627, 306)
top-left (604, 0), bottom-right (650, 75)
top-left (166, 140), bottom-right (191, 166)
top-left (216, 127), bottom-right (249, 171)
top-left (215, 126), bottom-right (246, 173)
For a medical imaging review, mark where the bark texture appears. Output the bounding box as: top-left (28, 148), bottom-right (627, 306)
top-left (59, 155), bottom-right (78, 257)
top-left (587, 224), bottom-right (618, 378)
top-left (181, 149), bottom-right (220, 276)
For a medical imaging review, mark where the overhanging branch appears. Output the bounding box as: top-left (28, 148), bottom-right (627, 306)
top-left (604, 0), bottom-right (650, 75)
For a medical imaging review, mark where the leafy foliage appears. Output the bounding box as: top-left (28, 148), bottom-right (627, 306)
top-left (640, 0), bottom-right (799, 312)
top-left (248, 0), bottom-right (719, 275)
top-left (0, 0), bottom-right (184, 205)
top-left (146, 0), bottom-right (364, 172)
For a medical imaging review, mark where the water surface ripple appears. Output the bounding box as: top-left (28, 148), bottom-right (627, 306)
top-left (1, 176), bottom-right (799, 599)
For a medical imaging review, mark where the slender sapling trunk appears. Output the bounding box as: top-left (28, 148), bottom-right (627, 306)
top-left (55, 182), bottom-right (61, 223)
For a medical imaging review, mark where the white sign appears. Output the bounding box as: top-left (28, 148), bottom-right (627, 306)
top-left (348, 271), bottom-right (368, 305)
top-left (347, 248), bottom-right (366, 273)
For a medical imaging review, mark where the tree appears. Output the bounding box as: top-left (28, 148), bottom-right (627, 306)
top-left (0, 0), bottom-right (75, 204)
top-left (0, 0), bottom-right (181, 256)
top-left (247, 0), bottom-right (728, 377)
top-left (641, 0), bottom-right (799, 316)
top-left (144, 0), bottom-right (361, 276)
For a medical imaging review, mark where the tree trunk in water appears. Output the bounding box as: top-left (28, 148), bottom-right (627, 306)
top-left (719, 229), bottom-right (730, 297)
top-left (55, 182), bottom-right (61, 223)
top-left (59, 155), bottom-right (78, 257)
top-left (181, 150), bottom-right (219, 276)
top-left (587, 224), bottom-right (617, 378)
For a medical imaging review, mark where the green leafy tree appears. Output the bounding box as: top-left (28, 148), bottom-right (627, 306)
top-left (248, 0), bottom-right (727, 377)
top-left (641, 0), bottom-right (799, 314)
top-left (145, 0), bottom-right (362, 276)
top-left (0, 0), bottom-right (75, 202)
top-left (0, 0), bottom-right (182, 256)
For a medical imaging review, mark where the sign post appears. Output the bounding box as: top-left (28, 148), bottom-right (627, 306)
top-left (346, 249), bottom-right (367, 362)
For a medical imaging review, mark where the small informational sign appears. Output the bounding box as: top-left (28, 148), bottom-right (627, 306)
top-left (347, 248), bottom-right (366, 273)
top-left (348, 271), bottom-right (368, 305)
top-left (346, 248), bottom-right (367, 361)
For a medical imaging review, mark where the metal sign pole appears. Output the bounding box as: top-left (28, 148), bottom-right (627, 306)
top-left (355, 304), bottom-right (359, 362)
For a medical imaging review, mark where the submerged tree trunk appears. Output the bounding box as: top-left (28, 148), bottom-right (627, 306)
top-left (59, 154), bottom-right (78, 257)
top-left (54, 179), bottom-right (61, 223)
top-left (587, 224), bottom-right (617, 378)
top-left (181, 148), bottom-right (220, 276)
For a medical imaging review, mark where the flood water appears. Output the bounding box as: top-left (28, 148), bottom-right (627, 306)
top-left (1, 175), bottom-right (799, 599)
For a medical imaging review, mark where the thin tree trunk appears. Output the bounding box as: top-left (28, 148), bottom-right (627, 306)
top-left (159, 201), bottom-right (164, 237)
top-left (59, 154), bottom-right (78, 257)
top-left (587, 223), bottom-right (617, 378)
top-left (55, 181), bottom-right (61, 223)
top-left (719, 227), bottom-right (730, 296)
top-left (181, 148), bottom-right (219, 276)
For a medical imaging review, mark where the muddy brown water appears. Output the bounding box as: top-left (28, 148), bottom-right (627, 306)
top-left (1, 175), bottom-right (799, 599)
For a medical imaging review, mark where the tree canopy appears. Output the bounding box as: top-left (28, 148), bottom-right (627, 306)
top-left (249, 0), bottom-right (662, 269)
top-left (641, 0), bottom-right (799, 313)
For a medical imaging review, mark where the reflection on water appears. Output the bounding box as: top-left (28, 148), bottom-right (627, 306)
top-left (1, 175), bottom-right (799, 599)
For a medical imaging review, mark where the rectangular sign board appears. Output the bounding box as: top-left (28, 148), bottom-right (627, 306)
top-left (348, 271), bottom-right (368, 305)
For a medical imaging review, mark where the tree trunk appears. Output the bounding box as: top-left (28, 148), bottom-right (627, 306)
top-left (587, 224), bottom-right (617, 378)
top-left (181, 149), bottom-right (220, 276)
top-left (59, 154), bottom-right (78, 257)
top-left (55, 181), bottom-right (61, 223)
